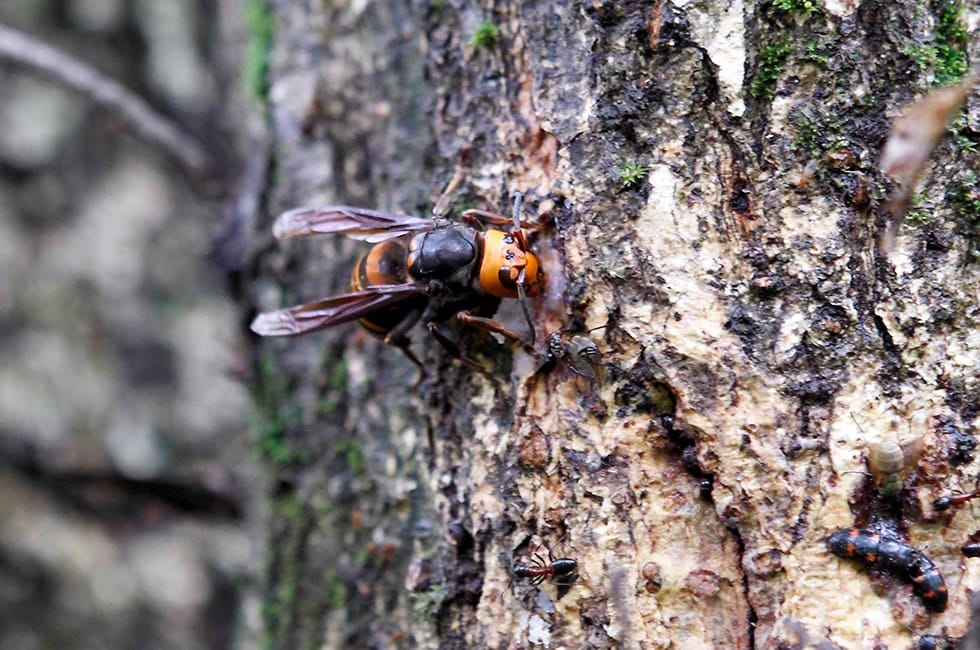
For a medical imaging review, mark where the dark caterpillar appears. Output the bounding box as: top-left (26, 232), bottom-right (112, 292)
top-left (827, 528), bottom-right (948, 612)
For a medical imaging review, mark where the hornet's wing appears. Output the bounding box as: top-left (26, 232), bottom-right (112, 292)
top-left (272, 206), bottom-right (434, 243)
top-left (250, 283), bottom-right (427, 337)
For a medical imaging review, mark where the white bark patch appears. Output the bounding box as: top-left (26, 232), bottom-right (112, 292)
top-left (773, 309), bottom-right (807, 363)
top-left (776, 199), bottom-right (848, 255)
top-left (877, 250), bottom-right (980, 392)
top-left (673, 0), bottom-right (747, 117)
top-left (822, 0), bottom-right (859, 17)
top-left (527, 614), bottom-right (552, 647)
top-left (471, 395), bottom-right (507, 516)
top-left (631, 164), bottom-right (733, 349)
top-left (768, 94), bottom-right (794, 134)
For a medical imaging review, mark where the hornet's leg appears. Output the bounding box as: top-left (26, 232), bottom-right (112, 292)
top-left (460, 209), bottom-right (511, 228)
top-left (426, 323), bottom-right (494, 377)
top-left (383, 306), bottom-right (423, 345)
top-left (456, 311), bottom-right (540, 356)
top-left (388, 338), bottom-right (425, 389)
top-left (432, 163), bottom-right (466, 218)
top-left (460, 192), bottom-right (542, 233)
top-left (383, 307), bottom-right (425, 388)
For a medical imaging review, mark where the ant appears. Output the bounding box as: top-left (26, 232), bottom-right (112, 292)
top-left (932, 478), bottom-right (980, 559)
top-left (961, 531), bottom-right (980, 558)
top-left (933, 488), bottom-right (980, 512)
top-left (512, 547), bottom-right (577, 586)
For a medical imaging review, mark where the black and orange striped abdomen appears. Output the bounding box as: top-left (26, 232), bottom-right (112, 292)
top-left (349, 240), bottom-right (418, 336)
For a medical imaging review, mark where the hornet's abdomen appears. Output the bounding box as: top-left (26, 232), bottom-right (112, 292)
top-left (350, 240), bottom-right (417, 336)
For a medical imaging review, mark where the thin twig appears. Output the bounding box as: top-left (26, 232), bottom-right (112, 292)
top-left (0, 22), bottom-right (211, 175)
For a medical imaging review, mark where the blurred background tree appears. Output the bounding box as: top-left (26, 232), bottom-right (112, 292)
top-left (0, 2), bottom-right (256, 649)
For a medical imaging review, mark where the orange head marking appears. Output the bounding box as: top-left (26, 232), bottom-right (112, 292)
top-left (479, 229), bottom-right (544, 298)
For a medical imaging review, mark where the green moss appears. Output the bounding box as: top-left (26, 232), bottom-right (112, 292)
top-left (410, 585), bottom-right (446, 621)
top-left (253, 398), bottom-right (303, 465)
top-left (619, 161), bottom-right (647, 188)
top-left (255, 418), bottom-right (294, 464)
top-left (244, 0), bottom-right (273, 99)
top-left (902, 43), bottom-right (938, 70)
top-left (252, 348), bottom-right (299, 465)
top-left (906, 207), bottom-right (932, 225)
top-left (353, 546), bottom-right (371, 566)
top-left (903, 3), bottom-right (969, 84)
top-left (316, 360), bottom-right (346, 415)
top-left (324, 571), bottom-right (346, 608)
top-left (901, 4), bottom-right (974, 152)
top-left (951, 173), bottom-right (980, 223)
top-left (948, 114), bottom-right (978, 152)
top-left (794, 117), bottom-right (821, 156)
top-left (279, 494), bottom-right (304, 522)
top-left (327, 360), bottom-right (348, 390)
top-left (934, 2), bottom-right (968, 84)
top-left (313, 498), bottom-right (334, 518)
top-left (278, 574), bottom-right (298, 606)
top-left (751, 42), bottom-right (793, 99)
top-left (470, 22), bottom-right (500, 48)
top-left (771, 0), bottom-right (820, 16)
top-left (790, 106), bottom-right (846, 158)
top-left (802, 40), bottom-right (830, 67)
top-left (261, 560), bottom-right (301, 650)
top-left (259, 602), bottom-right (282, 650)
top-left (317, 397), bottom-right (338, 416)
top-left (903, 192), bottom-right (931, 225)
top-left (334, 439), bottom-right (365, 476)
top-left (933, 4), bottom-right (975, 152)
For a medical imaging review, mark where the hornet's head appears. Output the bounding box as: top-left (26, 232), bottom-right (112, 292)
top-left (478, 229), bottom-right (544, 299)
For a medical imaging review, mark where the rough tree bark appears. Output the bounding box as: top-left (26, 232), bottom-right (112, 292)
top-left (246, 1), bottom-right (980, 648)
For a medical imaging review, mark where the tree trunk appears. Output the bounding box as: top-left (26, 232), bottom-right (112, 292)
top-left (248, 1), bottom-right (980, 647)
